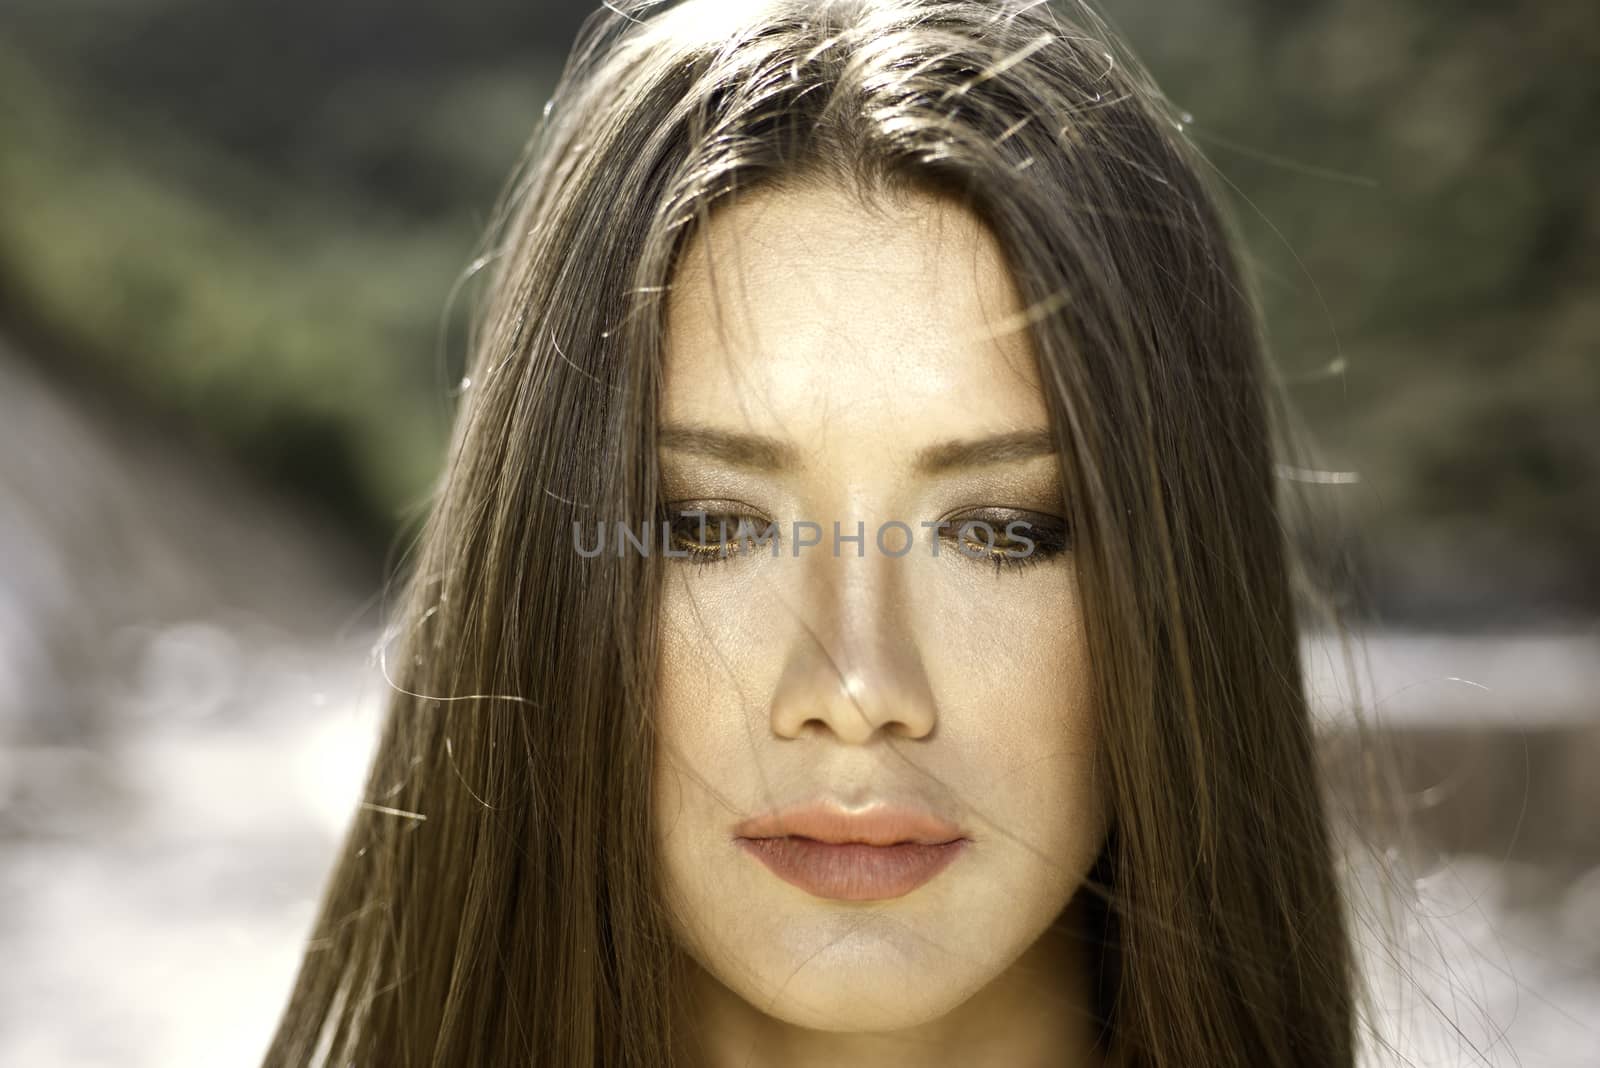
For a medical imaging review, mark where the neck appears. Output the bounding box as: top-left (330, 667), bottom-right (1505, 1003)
top-left (678, 895), bottom-right (1108, 1068)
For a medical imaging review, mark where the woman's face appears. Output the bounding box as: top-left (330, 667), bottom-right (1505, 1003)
top-left (653, 182), bottom-right (1106, 1032)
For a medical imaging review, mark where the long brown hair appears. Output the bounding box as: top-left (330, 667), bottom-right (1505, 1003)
top-left (263, 1), bottom-right (1356, 1064)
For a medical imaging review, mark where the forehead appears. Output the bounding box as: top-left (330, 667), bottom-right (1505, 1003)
top-left (660, 183), bottom-right (1046, 450)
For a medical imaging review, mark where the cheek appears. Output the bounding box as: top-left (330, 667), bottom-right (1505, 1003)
top-left (650, 577), bottom-right (760, 949)
top-left (917, 568), bottom-right (1106, 891)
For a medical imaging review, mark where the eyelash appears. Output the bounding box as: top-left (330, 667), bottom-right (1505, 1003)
top-left (936, 509), bottom-right (1073, 574)
top-left (660, 505), bottom-right (1072, 573)
top-left (662, 506), bottom-right (778, 568)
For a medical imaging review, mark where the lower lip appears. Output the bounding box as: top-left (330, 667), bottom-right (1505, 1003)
top-left (736, 836), bottom-right (968, 901)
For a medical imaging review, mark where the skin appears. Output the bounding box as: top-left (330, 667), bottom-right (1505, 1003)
top-left (653, 182), bottom-right (1108, 1068)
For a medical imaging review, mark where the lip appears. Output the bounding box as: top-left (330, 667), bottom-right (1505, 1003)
top-left (733, 801), bottom-right (969, 902)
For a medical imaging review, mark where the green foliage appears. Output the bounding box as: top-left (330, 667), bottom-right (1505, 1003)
top-left (1114, 0), bottom-right (1600, 620)
top-left (0, 45), bottom-right (470, 537)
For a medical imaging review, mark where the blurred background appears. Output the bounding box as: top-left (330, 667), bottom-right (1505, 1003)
top-left (0, 0), bottom-right (1594, 1064)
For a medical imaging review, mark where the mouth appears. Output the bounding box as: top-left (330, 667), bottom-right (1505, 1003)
top-left (732, 801), bottom-right (970, 902)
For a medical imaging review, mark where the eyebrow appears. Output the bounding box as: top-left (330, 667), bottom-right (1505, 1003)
top-left (913, 428), bottom-right (1056, 473)
top-left (658, 424), bottom-right (1056, 474)
top-left (659, 424), bottom-right (803, 471)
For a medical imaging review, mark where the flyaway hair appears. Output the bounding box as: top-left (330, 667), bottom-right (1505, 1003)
top-left (264, 2), bottom-right (1356, 1065)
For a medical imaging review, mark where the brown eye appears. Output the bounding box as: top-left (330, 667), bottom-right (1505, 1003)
top-left (937, 519), bottom-right (1000, 556)
top-left (938, 509), bottom-right (1071, 571)
top-left (664, 507), bottom-right (776, 564)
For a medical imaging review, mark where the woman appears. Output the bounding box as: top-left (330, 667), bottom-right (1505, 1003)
top-left (264, 1), bottom-right (1357, 1064)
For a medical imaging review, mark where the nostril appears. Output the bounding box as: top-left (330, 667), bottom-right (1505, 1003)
top-left (768, 625), bottom-right (938, 744)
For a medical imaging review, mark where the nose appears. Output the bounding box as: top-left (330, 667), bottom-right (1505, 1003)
top-left (768, 553), bottom-right (939, 744)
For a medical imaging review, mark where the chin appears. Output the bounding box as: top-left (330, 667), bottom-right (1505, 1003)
top-left (737, 962), bottom-right (979, 1033)
top-left (687, 904), bottom-right (1008, 1033)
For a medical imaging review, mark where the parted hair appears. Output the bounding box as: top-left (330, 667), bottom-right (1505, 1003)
top-left (263, 2), bottom-right (1357, 1065)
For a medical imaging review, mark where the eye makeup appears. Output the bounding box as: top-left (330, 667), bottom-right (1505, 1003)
top-left (656, 501), bottom-right (1071, 572)
top-left (934, 506), bottom-right (1072, 574)
top-left (661, 500), bottom-right (780, 566)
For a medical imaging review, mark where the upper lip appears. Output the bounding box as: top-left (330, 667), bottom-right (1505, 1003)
top-left (732, 800), bottom-right (967, 846)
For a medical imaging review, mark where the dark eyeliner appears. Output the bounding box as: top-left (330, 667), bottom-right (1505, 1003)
top-left (937, 507), bottom-right (1071, 573)
top-left (661, 501), bottom-right (777, 566)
